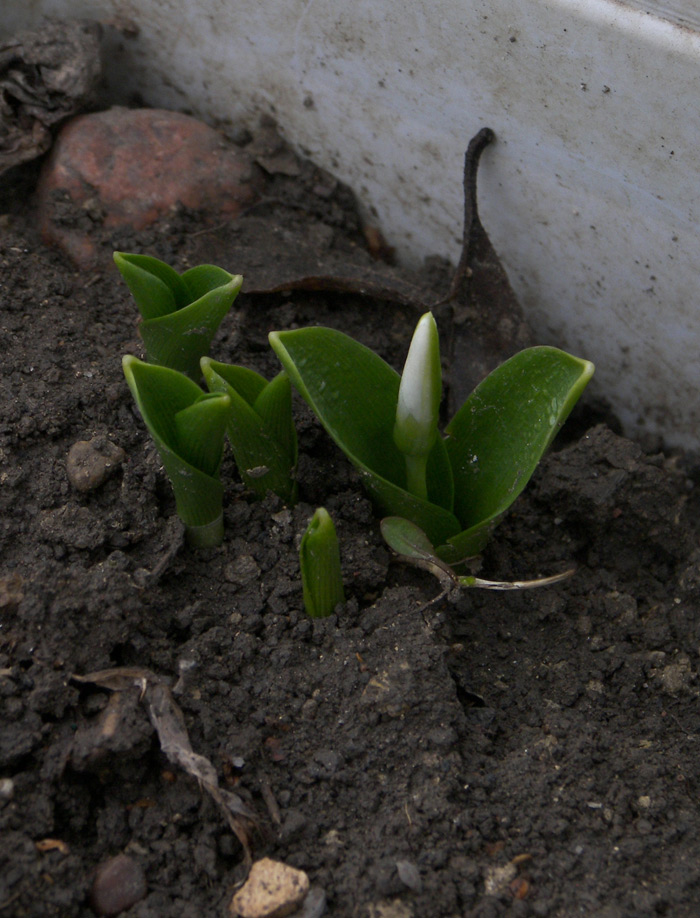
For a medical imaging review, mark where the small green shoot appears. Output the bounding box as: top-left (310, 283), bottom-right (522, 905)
top-left (299, 507), bottom-right (345, 618)
top-left (114, 252), bottom-right (243, 380)
top-left (123, 355), bottom-right (230, 548)
top-left (269, 316), bottom-right (594, 562)
top-left (201, 357), bottom-right (298, 504)
top-left (381, 516), bottom-right (574, 601)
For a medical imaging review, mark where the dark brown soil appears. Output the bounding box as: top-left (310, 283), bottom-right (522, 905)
top-left (2, 138), bottom-right (700, 918)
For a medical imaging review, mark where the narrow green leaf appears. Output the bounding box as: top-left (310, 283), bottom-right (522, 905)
top-left (201, 358), bottom-right (297, 503)
top-left (300, 507), bottom-right (345, 618)
top-left (123, 354), bottom-right (207, 445)
top-left (445, 346), bottom-right (594, 534)
top-left (269, 326), bottom-right (460, 545)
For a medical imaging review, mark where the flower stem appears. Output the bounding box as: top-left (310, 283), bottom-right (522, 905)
top-left (404, 455), bottom-right (429, 501)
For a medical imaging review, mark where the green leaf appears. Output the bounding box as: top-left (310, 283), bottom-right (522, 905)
top-left (381, 515), bottom-right (445, 565)
top-left (114, 252), bottom-right (188, 319)
top-left (300, 507), bottom-right (345, 618)
top-left (201, 358), bottom-right (297, 504)
top-left (123, 356), bottom-right (228, 546)
top-left (114, 252), bottom-right (243, 379)
top-left (269, 326), bottom-right (461, 546)
top-left (435, 524), bottom-right (494, 565)
top-left (254, 371), bottom-right (297, 467)
top-left (380, 516), bottom-right (458, 593)
top-left (181, 264), bottom-right (237, 302)
top-left (206, 362), bottom-right (267, 405)
top-left (173, 392), bottom-right (231, 478)
top-left (440, 346), bottom-right (594, 560)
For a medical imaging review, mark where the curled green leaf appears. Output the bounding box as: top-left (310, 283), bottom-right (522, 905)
top-left (114, 252), bottom-right (243, 380)
top-left (201, 358), bottom-right (298, 504)
top-left (123, 355), bottom-right (229, 548)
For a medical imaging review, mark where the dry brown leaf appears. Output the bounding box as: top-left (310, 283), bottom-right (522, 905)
top-left (73, 667), bottom-right (260, 864)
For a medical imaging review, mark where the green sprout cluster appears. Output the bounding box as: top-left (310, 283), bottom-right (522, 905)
top-left (116, 253), bottom-right (297, 550)
top-left (117, 251), bottom-right (594, 614)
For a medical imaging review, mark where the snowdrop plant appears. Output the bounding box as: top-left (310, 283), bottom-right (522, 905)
top-left (123, 355), bottom-right (230, 548)
top-left (114, 252), bottom-right (243, 380)
top-left (269, 314), bottom-right (594, 562)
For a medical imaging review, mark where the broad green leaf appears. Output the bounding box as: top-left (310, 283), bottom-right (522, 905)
top-left (269, 326), bottom-right (460, 545)
top-left (123, 356), bottom-right (226, 545)
top-left (445, 346), bottom-right (594, 536)
top-left (201, 358), bottom-right (297, 503)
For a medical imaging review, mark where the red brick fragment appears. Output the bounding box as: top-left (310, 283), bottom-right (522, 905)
top-left (36, 106), bottom-right (264, 266)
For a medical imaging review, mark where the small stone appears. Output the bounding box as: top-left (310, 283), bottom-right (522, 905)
top-left (367, 900), bottom-right (414, 918)
top-left (360, 661), bottom-right (414, 716)
top-left (483, 862), bottom-right (517, 896)
top-left (36, 107), bottom-right (264, 266)
top-left (89, 853), bottom-right (147, 916)
top-left (295, 887), bottom-right (326, 918)
top-left (230, 858), bottom-right (310, 918)
top-left (225, 554), bottom-right (261, 587)
top-left (658, 656), bottom-right (692, 693)
top-left (396, 860), bottom-right (422, 893)
top-left (67, 438), bottom-right (125, 492)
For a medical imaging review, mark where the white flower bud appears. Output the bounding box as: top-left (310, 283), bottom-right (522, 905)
top-left (393, 312), bottom-right (441, 459)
